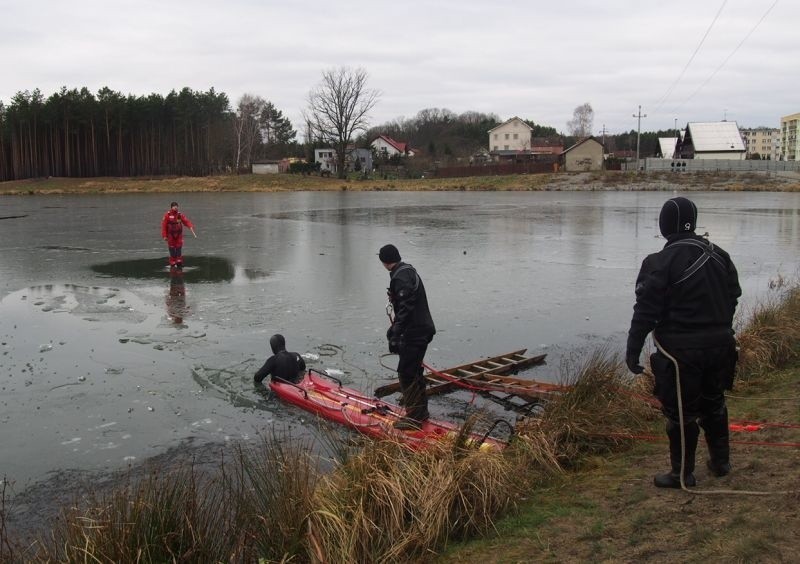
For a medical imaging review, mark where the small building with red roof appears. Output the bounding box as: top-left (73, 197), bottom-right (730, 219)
top-left (371, 134), bottom-right (415, 157)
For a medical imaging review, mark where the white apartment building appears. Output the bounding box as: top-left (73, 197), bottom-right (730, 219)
top-left (780, 112), bottom-right (800, 161)
top-left (739, 127), bottom-right (780, 160)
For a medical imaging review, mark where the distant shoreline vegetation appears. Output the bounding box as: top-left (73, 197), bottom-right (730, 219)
top-left (1, 169), bottom-right (799, 195)
top-left (2, 86), bottom-right (707, 184)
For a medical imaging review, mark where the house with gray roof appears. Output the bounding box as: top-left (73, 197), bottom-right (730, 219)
top-left (676, 122), bottom-right (745, 160)
top-left (656, 137), bottom-right (678, 159)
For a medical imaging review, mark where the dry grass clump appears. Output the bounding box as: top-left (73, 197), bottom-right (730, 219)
top-left (735, 282), bottom-right (800, 383)
top-left (516, 348), bottom-right (657, 468)
top-left (308, 433), bottom-right (521, 563)
top-left (29, 465), bottom-right (242, 562)
top-left (232, 434), bottom-right (320, 562)
top-left (23, 433), bottom-right (320, 563)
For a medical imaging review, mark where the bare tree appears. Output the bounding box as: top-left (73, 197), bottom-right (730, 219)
top-left (233, 94), bottom-right (266, 172)
top-left (304, 67), bottom-right (380, 178)
top-left (567, 102), bottom-right (594, 138)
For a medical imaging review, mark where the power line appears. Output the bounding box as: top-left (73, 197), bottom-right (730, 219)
top-left (652, 0), bottom-right (728, 113)
top-left (672, 0), bottom-right (779, 113)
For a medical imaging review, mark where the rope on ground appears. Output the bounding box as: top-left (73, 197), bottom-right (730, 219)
top-left (725, 393), bottom-right (800, 401)
top-left (591, 432), bottom-right (800, 448)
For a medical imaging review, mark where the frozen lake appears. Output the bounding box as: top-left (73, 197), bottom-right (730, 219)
top-left (1, 190), bottom-right (799, 489)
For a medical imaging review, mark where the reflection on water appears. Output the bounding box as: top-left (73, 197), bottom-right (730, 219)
top-left (166, 271), bottom-right (188, 325)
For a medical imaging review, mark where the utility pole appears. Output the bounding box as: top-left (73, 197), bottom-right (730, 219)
top-left (632, 105), bottom-right (647, 171)
top-left (599, 124), bottom-right (607, 148)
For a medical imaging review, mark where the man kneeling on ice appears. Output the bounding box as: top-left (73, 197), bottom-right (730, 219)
top-left (254, 334), bottom-right (306, 385)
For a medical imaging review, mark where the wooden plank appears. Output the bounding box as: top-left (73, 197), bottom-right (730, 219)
top-left (373, 349), bottom-right (544, 397)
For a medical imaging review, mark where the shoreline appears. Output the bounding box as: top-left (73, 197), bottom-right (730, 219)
top-left (1, 170), bottom-right (799, 195)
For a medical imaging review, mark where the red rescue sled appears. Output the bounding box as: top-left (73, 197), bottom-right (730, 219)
top-left (270, 369), bottom-right (505, 451)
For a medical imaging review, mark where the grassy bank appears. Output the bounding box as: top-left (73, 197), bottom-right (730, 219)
top-left (1, 170), bottom-right (799, 195)
top-left (439, 282), bottom-right (800, 563)
top-left (1, 284), bottom-right (798, 563)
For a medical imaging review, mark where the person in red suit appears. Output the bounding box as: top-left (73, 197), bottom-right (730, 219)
top-left (161, 201), bottom-right (196, 269)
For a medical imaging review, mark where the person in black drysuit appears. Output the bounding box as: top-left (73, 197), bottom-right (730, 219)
top-left (379, 244), bottom-right (436, 430)
top-left (254, 334), bottom-right (307, 385)
top-left (626, 196), bottom-right (741, 488)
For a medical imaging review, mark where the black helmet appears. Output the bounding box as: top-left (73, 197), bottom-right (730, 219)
top-left (269, 333), bottom-right (286, 354)
top-left (659, 197), bottom-right (697, 238)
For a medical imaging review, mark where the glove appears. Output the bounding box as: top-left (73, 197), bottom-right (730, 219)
top-left (626, 351), bottom-right (644, 374)
top-left (387, 324), bottom-right (401, 354)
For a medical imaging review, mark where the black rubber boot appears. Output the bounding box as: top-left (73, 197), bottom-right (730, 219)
top-left (701, 406), bottom-right (731, 477)
top-left (400, 367), bottom-right (429, 422)
top-left (393, 418), bottom-right (423, 431)
top-left (655, 420), bottom-right (699, 488)
top-left (654, 471), bottom-right (697, 488)
top-left (706, 459), bottom-right (731, 477)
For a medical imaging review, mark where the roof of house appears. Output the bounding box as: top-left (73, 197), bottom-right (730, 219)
top-left (658, 137), bottom-right (678, 158)
top-left (488, 116), bottom-right (532, 133)
top-left (372, 134), bottom-right (408, 153)
top-left (490, 149), bottom-right (536, 156)
top-left (560, 136), bottom-right (603, 155)
top-left (685, 122), bottom-right (745, 152)
top-left (531, 137), bottom-right (563, 147)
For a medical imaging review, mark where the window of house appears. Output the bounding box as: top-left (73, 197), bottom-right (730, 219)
top-left (505, 133), bottom-right (509, 139)
top-left (494, 134), bottom-right (498, 140)
top-left (513, 133), bottom-right (518, 140)
top-left (504, 145), bottom-right (509, 150)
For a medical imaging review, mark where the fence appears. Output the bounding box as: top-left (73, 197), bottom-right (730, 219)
top-left (632, 158), bottom-right (800, 173)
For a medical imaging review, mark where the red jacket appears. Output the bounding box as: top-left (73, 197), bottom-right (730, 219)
top-left (161, 210), bottom-right (194, 245)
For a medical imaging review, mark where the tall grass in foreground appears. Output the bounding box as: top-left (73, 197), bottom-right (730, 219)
top-left (12, 434), bottom-right (320, 563)
top-left (3, 284), bottom-right (798, 563)
top-left (516, 348), bottom-right (657, 469)
top-left (308, 425), bottom-right (523, 563)
top-left (735, 282), bottom-right (800, 383)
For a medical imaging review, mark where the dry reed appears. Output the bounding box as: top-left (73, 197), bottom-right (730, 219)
top-left (735, 282), bottom-right (800, 383)
top-left (516, 348), bottom-right (657, 469)
top-left (307, 434), bottom-right (521, 563)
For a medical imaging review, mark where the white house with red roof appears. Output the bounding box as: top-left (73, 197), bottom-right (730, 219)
top-left (370, 134), bottom-right (415, 157)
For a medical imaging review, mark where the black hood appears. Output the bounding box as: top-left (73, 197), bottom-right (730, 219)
top-left (659, 197), bottom-right (697, 238)
top-left (269, 333), bottom-right (286, 354)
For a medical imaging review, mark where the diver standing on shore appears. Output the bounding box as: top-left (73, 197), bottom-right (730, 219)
top-left (626, 196), bottom-right (741, 488)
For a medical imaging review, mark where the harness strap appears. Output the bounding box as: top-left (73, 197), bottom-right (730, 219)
top-left (671, 239), bottom-right (726, 285)
top-left (390, 263), bottom-right (420, 292)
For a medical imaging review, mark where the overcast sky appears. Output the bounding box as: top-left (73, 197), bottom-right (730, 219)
top-left (1, 0), bottom-right (796, 137)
